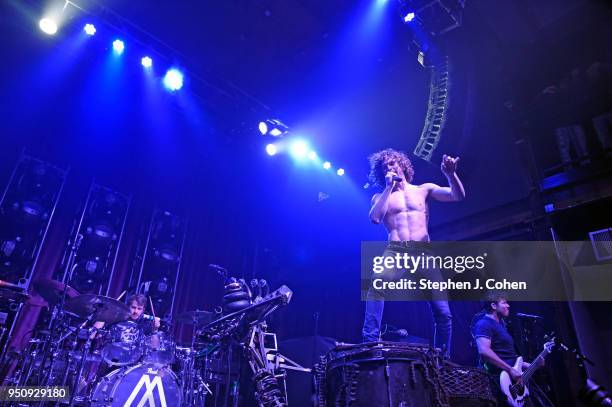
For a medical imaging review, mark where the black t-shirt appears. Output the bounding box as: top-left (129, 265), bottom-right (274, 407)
top-left (472, 315), bottom-right (518, 374)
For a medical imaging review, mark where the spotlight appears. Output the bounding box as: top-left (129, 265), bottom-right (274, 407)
top-left (39, 18), bottom-right (58, 35)
top-left (163, 68), bottom-right (184, 91)
top-left (404, 12), bottom-right (415, 22)
top-left (258, 119), bottom-right (289, 137)
top-left (323, 161), bottom-right (332, 170)
top-left (290, 140), bottom-right (309, 159)
top-left (141, 56), bottom-right (153, 68)
top-left (337, 168), bottom-right (345, 176)
top-left (259, 122), bottom-right (268, 135)
top-left (112, 39), bottom-right (125, 54)
top-left (266, 144), bottom-right (278, 156)
top-left (83, 23), bottom-right (96, 36)
top-left (307, 151), bottom-right (317, 160)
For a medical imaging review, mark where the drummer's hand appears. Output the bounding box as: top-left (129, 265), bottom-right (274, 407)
top-left (153, 317), bottom-right (161, 330)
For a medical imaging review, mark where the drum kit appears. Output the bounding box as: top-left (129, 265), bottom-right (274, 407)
top-left (3, 279), bottom-right (221, 406)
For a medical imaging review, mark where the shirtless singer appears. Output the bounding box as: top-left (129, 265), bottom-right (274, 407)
top-left (361, 148), bottom-right (465, 358)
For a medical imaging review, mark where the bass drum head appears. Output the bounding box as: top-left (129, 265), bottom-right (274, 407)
top-left (90, 363), bottom-right (181, 406)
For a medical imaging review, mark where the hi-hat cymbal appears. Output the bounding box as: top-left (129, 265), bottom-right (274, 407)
top-left (32, 279), bottom-right (79, 305)
top-left (65, 294), bottom-right (129, 324)
top-left (174, 310), bottom-right (215, 325)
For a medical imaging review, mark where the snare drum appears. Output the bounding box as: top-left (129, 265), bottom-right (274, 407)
top-left (143, 332), bottom-right (175, 366)
top-left (101, 321), bottom-right (143, 366)
top-left (90, 363), bottom-right (181, 406)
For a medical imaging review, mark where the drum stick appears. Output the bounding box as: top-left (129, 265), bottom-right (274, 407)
top-left (148, 296), bottom-right (156, 317)
top-left (116, 290), bottom-right (126, 301)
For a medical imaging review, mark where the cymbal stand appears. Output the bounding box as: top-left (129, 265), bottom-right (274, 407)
top-left (67, 313), bottom-right (97, 407)
top-left (38, 234), bottom-right (83, 388)
top-left (182, 315), bottom-right (212, 406)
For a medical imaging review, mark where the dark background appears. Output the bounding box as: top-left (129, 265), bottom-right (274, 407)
top-left (1, 0), bottom-right (612, 403)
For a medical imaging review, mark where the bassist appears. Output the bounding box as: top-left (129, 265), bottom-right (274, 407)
top-left (472, 293), bottom-right (545, 406)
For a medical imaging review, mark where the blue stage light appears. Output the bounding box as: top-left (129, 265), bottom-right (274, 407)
top-left (39, 18), bottom-right (58, 35)
top-left (404, 12), bottom-right (415, 22)
top-left (289, 140), bottom-right (309, 159)
top-left (269, 128), bottom-right (283, 137)
top-left (141, 56), bottom-right (153, 68)
top-left (84, 23), bottom-right (96, 36)
top-left (112, 39), bottom-right (125, 54)
top-left (337, 168), bottom-right (345, 176)
top-left (259, 122), bottom-right (268, 135)
top-left (163, 68), bottom-right (184, 91)
top-left (258, 119), bottom-right (289, 138)
top-left (307, 151), bottom-right (317, 160)
top-left (323, 161), bottom-right (332, 170)
top-left (266, 144), bottom-right (278, 156)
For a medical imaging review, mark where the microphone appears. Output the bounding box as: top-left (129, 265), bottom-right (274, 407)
top-left (516, 312), bottom-right (543, 320)
top-left (392, 176), bottom-right (402, 183)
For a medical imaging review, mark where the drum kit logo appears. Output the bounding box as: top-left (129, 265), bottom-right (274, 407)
top-left (124, 370), bottom-right (167, 407)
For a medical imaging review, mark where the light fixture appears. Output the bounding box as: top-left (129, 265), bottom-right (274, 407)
top-left (258, 119), bottom-right (289, 138)
top-left (84, 23), bottom-right (96, 36)
top-left (39, 18), bottom-right (58, 35)
top-left (163, 68), bottom-right (184, 91)
top-left (112, 39), bottom-right (125, 55)
top-left (141, 56), bottom-right (153, 68)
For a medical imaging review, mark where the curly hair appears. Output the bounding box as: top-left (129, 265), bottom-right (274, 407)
top-left (368, 148), bottom-right (414, 187)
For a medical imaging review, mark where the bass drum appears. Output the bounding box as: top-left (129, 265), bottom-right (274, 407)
top-left (90, 363), bottom-right (181, 406)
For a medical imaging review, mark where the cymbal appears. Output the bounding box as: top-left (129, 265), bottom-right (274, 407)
top-left (32, 279), bottom-right (79, 305)
top-left (174, 310), bottom-right (215, 325)
top-left (65, 294), bottom-right (129, 324)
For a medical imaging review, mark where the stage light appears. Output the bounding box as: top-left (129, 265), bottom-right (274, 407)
top-left (163, 68), bottom-right (184, 91)
top-left (307, 151), bottom-right (317, 160)
top-left (323, 161), bottom-right (332, 170)
top-left (404, 12), bottom-right (415, 22)
top-left (141, 56), bottom-right (152, 68)
top-left (112, 39), bottom-right (125, 54)
top-left (337, 168), bottom-right (345, 176)
top-left (259, 122), bottom-right (268, 135)
top-left (266, 144), bottom-right (278, 156)
top-left (258, 119), bottom-right (289, 137)
top-left (290, 140), bottom-right (309, 159)
top-left (84, 23), bottom-right (96, 36)
top-left (39, 18), bottom-right (58, 35)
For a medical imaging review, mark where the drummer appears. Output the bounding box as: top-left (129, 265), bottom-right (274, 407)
top-left (125, 294), bottom-right (161, 334)
top-left (93, 294), bottom-right (160, 334)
